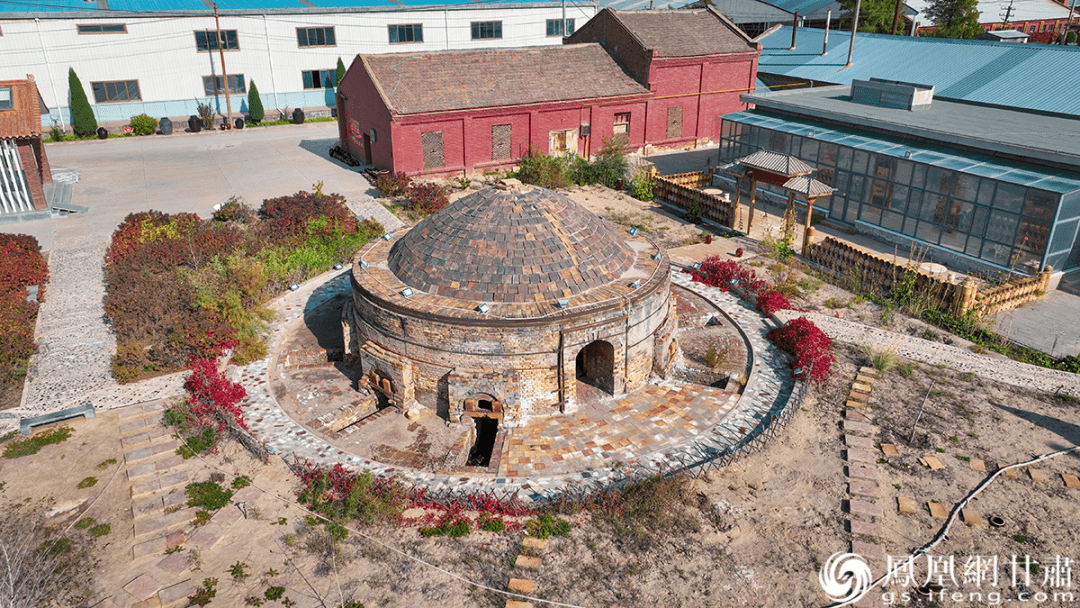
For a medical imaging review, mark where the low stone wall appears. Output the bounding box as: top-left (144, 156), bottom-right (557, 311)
top-left (654, 171), bottom-right (736, 228)
top-left (804, 234), bottom-right (1052, 317)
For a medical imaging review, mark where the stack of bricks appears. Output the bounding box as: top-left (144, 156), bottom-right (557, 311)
top-left (506, 535), bottom-right (550, 608)
top-left (843, 366), bottom-right (887, 608)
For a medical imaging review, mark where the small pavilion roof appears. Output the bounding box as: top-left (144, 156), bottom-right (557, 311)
top-left (782, 175), bottom-right (835, 198)
top-left (737, 150), bottom-right (815, 177)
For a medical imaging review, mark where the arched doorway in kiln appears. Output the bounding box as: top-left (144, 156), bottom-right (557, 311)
top-left (575, 340), bottom-right (615, 401)
top-left (463, 393), bottom-right (502, 467)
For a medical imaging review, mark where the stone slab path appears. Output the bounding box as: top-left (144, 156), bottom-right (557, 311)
top-left (775, 310), bottom-right (1080, 398)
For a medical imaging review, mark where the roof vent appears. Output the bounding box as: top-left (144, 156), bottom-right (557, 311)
top-left (850, 78), bottom-right (934, 111)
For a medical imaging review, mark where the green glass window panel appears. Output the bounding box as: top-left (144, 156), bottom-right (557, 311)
top-left (916, 220), bottom-right (941, 244)
top-left (1066, 240), bottom-right (1080, 269)
top-left (907, 189), bottom-right (924, 220)
top-left (801, 139), bottom-right (819, 159)
top-left (1005, 168), bottom-right (1054, 187)
top-left (817, 166), bottom-right (836, 187)
top-left (895, 160), bottom-right (912, 185)
top-left (852, 150), bottom-right (869, 175)
top-left (1032, 176), bottom-right (1080, 195)
top-left (976, 179), bottom-right (996, 206)
top-left (944, 200), bottom-right (974, 232)
top-left (1017, 218), bottom-right (1049, 253)
top-left (844, 198), bottom-right (859, 223)
top-left (838, 147), bottom-right (853, 170)
top-left (921, 193), bottom-right (948, 223)
top-left (993, 183), bottom-right (1025, 213)
top-left (868, 178), bottom-right (890, 207)
top-left (860, 204), bottom-right (882, 224)
top-left (1049, 218), bottom-right (1078, 254)
top-left (911, 165), bottom-right (926, 190)
top-left (986, 209), bottom-right (1019, 243)
top-left (890, 186), bottom-right (909, 214)
top-left (939, 228), bottom-right (966, 252)
top-left (1023, 190), bottom-right (1057, 223)
top-left (925, 167), bottom-right (951, 194)
top-left (820, 142), bottom-right (838, 165)
top-left (952, 174), bottom-right (978, 201)
top-left (982, 242), bottom-right (1011, 265)
top-left (1046, 251), bottom-right (1068, 271)
top-left (965, 237), bottom-right (983, 258)
top-left (767, 131), bottom-right (789, 153)
top-left (971, 206), bottom-right (989, 236)
top-left (834, 170), bottom-right (851, 193)
top-left (849, 174), bottom-right (866, 202)
top-left (881, 210), bottom-right (905, 232)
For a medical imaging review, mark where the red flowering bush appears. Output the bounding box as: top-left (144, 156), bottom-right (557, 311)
top-left (260, 190), bottom-right (357, 238)
top-left (0, 234), bottom-right (47, 405)
top-left (0, 234), bottom-right (49, 293)
top-left (297, 463), bottom-right (409, 525)
top-left (756, 289), bottom-right (792, 316)
top-left (766, 316), bottom-right (834, 383)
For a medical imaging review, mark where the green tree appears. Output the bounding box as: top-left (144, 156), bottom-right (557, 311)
top-left (247, 80), bottom-right (264, 123)
top-left (68, 68), bottom-right (97, 137)
top-left (839, 0), bottom-right (899, 33)
top-left (336, 57), bottom-right (346, 91)
top-left (924, 0), bottom-right (982, 38)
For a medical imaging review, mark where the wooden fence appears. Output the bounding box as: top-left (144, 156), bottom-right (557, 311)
top-left (804, 234), bottom-right (1051, 317)
top-left (654, 171), bottom-right (736, 228)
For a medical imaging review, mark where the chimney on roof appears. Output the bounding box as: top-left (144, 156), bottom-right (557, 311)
top-left (850, 78), bottom-right (934, 110)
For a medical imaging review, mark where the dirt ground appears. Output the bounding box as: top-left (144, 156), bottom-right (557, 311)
top-left (4, 184), bottom-right (1079, 607)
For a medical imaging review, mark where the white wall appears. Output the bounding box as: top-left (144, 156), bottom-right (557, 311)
top-left (0, 4), bottom-right (597, 127)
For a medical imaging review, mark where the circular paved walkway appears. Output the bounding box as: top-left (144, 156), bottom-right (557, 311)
top-left (236, 270), bottom-right (801, 503)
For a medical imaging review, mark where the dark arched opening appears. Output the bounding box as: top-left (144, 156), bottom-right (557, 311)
top-left (575, 340), bottom-right (615, 395)
top-left (467, 417), bottom-right (499, 467)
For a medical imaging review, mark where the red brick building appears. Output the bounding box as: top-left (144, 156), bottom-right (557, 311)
top-left (0, 77), bottom-right (51, 215)
top-left (336, 8), bottom-right (760, 177)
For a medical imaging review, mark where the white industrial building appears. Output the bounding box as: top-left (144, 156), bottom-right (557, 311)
top-left (0, 0), bottom-right (597, 129)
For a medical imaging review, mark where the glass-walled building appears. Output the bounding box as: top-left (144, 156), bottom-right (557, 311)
top-left (720, 84), bottom-right (1080, 274)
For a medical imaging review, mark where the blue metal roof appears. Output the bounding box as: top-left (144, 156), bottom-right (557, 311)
top-left (108, 0), bottom-right (205, 9)
top-left (763, 0), bottom-right (835, 15)
top-left (0, 0), bottom-right (558, 11)
top-left (758, 26), bottom-right (1080, 115)
top-left (0, 0), bottom-right (99, 12)
top-left (724, 110), bottom-right (1080, 195)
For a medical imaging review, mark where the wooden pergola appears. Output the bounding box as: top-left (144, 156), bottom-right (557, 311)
top-left (721, 150), bottom-right (835, 252)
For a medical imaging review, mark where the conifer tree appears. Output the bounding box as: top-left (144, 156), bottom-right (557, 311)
top-left (68, 68), bottom-right (97, 137)
top-left (336, 57), bottom-right (347, 91)
top-left (247, 80), bottom-right (264, 123)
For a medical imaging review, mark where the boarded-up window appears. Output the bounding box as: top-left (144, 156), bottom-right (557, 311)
top-left (491, 124), bottom-right (511, 161)
top-left (613, 112), bottom-right (630, 146)
top-left (421, 130), bottom-right (444, 169)
top-left (666, 106), bottom-right (683, 139)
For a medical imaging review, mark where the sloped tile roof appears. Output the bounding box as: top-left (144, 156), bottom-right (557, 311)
top-left (612, 9), bottom-right (756, 57)
top-left (363, 44), bottom-right (650, 115)
top-left (783, 175), bottom-right (835, 196)
top-left (737, 150), bottom-right (815, 176)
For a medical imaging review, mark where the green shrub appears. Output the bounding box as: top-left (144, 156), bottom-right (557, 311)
top-left (213, 197), bottom-right (255, 223)
top-left (68, 68), bottom-right (97, 137)
top-left (247, 80), bottom-right (264, 123)
top-left (420, 517), bottom-right (470, 538)
top-left (479, 515), bottom-right (505, 533)
top-left (129, 114), bottom-right (158, 136)
top-left (516, 146), bottom-right (573, 190)
top-left (89, 523), bottom-right (110, 537)
top-left (74, 517), bottom-right (95, 530)
top-left (3, 427), bottom-right (73, 458)
top-left (524, 513), bottom-right (571, 540)
top-left (585, 138), bottom-right (629, 188)
top-left (231, 475), bottom-right (252, 490)
top-left (336, 57), bottom-right (347, 91)
top-left (185, 480), bottom-right (235, 511)
top-left (264, 586), bottom-right (286, 601)
top-left (628, 170), bottom-right (655, 201)
top-left (77, 477), bottom-right (98, 489)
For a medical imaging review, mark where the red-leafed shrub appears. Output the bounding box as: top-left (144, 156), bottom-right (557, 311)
top-left (374, 172), bottom-right (411, 198)
top-left (260, 191), bottom-right (357, 238)
top-left (756, 289), bottom-right (792, 316)
top-left (0, 234), bottom-right (47, 406)
top-left (182, 357), bottom-right (247, 431)
top-left (297, 463), bottom-right (409, 525)
top-left (405, 182), bottom-right (449, 217)
top-left (0, 234), bottom-right (49, 294)
top-left (689, 256), bottom-right (769, 296)
top-left (766, 316), bottom-right (834, 383)
top-left (105, 192), bottom-right (383, 384)
top-left (1028, 31), bottom-right (1058, 44)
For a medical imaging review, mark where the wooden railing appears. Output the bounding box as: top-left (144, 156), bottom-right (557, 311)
top-left (804, 235), bottom-right (1052, 317)
top-left (654, 171), bottom-right (736, 228)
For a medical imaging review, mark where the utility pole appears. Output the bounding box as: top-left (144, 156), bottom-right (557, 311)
top-left (213, 4), bottom-right (233, 129)
top-left (1001, 0), bottom-right (1014, 27)
top-left (847, 0), bottom-right (861, 66)
top-left (1064, 0), bottom-right (1077, 42)
top-left (562, 0), bottom-right (567, 37)
top-left (891, 0), bottom-right (903, 34)
top-left (823, 9), bottom-right (831, 54)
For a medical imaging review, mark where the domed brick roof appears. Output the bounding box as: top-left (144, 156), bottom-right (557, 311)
top-left (387, 184), bottom-right (636, 303)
